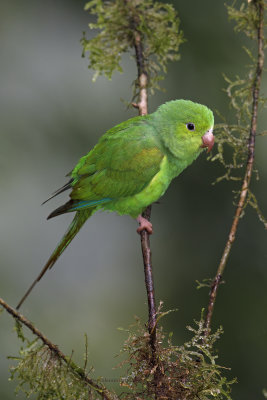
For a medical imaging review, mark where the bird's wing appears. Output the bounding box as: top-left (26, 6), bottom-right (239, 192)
top-left (70, 119), bottom-right (164, 202)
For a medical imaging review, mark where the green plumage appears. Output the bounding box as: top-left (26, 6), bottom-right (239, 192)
top-left (16, 99), bottom-right (214, 309)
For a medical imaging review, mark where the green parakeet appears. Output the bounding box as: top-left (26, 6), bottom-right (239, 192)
top-left (17, 99), bottom-right (214, 309)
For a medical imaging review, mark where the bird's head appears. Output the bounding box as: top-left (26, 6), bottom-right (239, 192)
top-left (154, 100), bottom-right (215, 160)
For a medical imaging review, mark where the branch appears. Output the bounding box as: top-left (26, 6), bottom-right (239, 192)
top-left (0, 297), bottom-right (116, 400)
top-left (126, 1), bottom-right (157, 344)
top-left (204, 0), bottom-right (265, 335)
top-left (134, 37), bottom-right (157, 341)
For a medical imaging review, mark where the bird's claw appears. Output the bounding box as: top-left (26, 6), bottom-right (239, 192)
top-left (136, 215), bottom-right (153, 234)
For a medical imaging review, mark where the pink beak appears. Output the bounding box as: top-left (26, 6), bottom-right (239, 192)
top-left (201, 129), bottom-right (214, 153)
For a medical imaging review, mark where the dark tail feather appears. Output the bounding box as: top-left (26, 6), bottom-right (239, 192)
top-left (42, 179), bottom-right (74, 205)
top-left (47, 200), bottom-right (76, 219)
top-left (16, 209), bottom-right (92, 309)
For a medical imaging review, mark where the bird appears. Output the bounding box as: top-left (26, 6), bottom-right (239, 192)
top-left (16, 99), bottom-right (214, 309)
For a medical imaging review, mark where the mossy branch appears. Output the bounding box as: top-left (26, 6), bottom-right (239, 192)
top-left (1, 296), bottom-right (235, 399)
top-left (118, 308), bottom-right (236, 399)
top-left (205, 0), bottom-right (266, 335)
top-left (0, 297), bottom-right (117, 400)
top-left (81, 0), bottom-right (184, 97)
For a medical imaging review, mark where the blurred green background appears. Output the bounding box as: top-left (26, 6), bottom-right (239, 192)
top-left (1, 0), bottom-right (267, 398)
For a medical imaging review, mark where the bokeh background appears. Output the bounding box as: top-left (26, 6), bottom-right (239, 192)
top-left (1, 0), bottom-right (267, 398)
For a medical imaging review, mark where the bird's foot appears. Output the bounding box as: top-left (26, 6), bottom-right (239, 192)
top-left (136, 215), bottom-right (153, 234)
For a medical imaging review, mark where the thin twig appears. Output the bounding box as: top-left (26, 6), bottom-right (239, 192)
top-left (133, 46), bottom-right (160, 400)
top-left (204, 0), bottom-right (265, 335)
top-left (133, 34), bottom-right (157, 341)
top-left (0, 297), bottom-right (116, 400)
top-left (125, 0), bottom-right (157, 344)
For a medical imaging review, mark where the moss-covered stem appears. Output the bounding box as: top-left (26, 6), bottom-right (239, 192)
top-left (204, 0), bottom-right (265, 336)
top-left (0, 297), bottom-right (116, 400)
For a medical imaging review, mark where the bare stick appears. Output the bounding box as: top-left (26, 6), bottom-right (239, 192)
top-left (133, 30), bottom-right (157, 336)
top-left (124, 0), bottom-right (157, 344)
top-left (131, 13), bottom-right (157, 344)
top-left (204, 0), bottom-right (265, 335)
top-left (0, 297), bottom-right (116, 400)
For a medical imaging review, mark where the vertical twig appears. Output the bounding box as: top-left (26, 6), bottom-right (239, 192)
top-left (126, 1), bottom-right (157, 345)
top-left (204, 0), bottom-right (265, 335)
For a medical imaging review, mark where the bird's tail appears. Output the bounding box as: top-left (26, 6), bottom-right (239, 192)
top-left (16, 209), bottom-right (92, 309)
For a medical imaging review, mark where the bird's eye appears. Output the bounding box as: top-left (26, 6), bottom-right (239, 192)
top-left (186, 123), bottom-right (195, 131)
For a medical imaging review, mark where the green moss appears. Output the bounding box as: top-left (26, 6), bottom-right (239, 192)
top-left (81, 0), bottom-right (184, 95)
top-left (118, 310), bottom-right (235, 399)
top-left (8, 311), bottom-right (235, 400)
